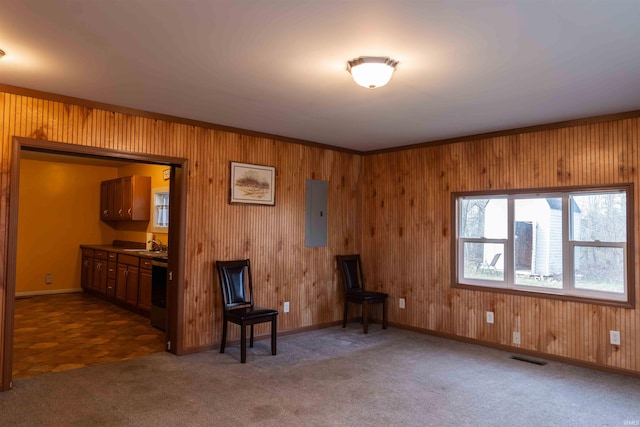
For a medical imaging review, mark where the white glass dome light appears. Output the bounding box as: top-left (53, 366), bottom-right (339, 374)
top-left (347, 56), bottom-right (398, 89)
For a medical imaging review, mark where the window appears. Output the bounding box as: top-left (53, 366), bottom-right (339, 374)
top-left (453, 185), bottom-right (633, 305)
top-left (152, 187), bottom-right (169, 232)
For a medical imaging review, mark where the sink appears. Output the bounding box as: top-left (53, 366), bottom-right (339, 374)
top-left (121, 249), bottom-right (168, 258)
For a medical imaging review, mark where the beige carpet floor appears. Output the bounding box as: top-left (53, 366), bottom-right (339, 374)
top-left (1, 325), bottom-right (640, 426)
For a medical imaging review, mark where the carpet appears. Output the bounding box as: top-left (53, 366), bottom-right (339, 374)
top-left (1, 325), bottom-right (639, 426)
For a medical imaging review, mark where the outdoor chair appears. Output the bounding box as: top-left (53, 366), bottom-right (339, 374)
top-left (336, 254), bottom-right (388, 334)
top-left (215, 259), bottom-right (278, 363)
top-left (477, 253), bottom-right (502, 275)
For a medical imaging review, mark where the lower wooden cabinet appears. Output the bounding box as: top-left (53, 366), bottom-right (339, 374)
top-left (107, 260), bottom-right (117, 298)
top-left (116, 254), bottom-right (140, 308)
top-left (138, 259), bottom-right (152, 312)
top-left (80, 246), bottom-right (153, 317)
top-left (93, 251), bottom-right (108, 294)
top-left (81, 249), bottom-right (94, 290)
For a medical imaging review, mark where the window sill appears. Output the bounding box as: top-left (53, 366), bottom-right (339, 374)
top-left (452, 282), bottom-right (634, 309)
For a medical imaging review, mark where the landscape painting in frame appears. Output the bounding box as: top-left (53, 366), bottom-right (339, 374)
top-left (230, 161), bottom-right (276, 206)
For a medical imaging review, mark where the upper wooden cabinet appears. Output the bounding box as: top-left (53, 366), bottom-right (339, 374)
top-left (100, 176), bottom-right (151, 221)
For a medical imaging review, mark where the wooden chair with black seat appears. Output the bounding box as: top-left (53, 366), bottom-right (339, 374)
top-left (336, 254), bottom-right (388, 334)
top-left (215, 259), bottom-right (278, 363)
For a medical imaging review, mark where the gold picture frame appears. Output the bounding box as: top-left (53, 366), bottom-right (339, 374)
top-left (229, 161), bottom-right (276, 206)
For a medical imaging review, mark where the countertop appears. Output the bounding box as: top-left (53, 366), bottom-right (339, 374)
top-left (81, 244), bottom-right (168, 261)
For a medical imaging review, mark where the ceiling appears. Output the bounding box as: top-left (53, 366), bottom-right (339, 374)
top-left (1, 1), bottom-right (639, 152)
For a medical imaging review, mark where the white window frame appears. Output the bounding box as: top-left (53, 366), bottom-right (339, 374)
top-left (151, 187), bottom-right (170, 232)
top-left (452, 184), bottom-right (634, 306)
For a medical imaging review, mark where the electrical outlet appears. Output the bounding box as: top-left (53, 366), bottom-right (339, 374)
top-left (399, 298), bottom-right (406, 309)
top-left (486, 311), bottom-right (494, 324)
top-left (513, 331), bottom-right (521, 345)
top-left (45, 272), bottom-right (52, 284)
top-left (284, 301), bottom-right (290, 313)
top-left (610, 330), bottom-right (621, 345)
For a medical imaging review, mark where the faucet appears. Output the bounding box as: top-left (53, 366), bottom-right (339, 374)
top-left (148, 238), bottom-right (164, 252)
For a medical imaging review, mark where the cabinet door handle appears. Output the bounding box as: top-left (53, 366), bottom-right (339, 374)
top-left (128, 208), bottom-right (132, 216)
top-left (103, 209), bottom-right (109, 216)
top-left (118, 209), bottom-right (123, 215)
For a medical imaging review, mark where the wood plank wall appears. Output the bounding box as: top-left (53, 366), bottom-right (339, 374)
top-left (0, 91), bottom-right (362, 386)
top-left (2, 87), bottom-right (640, 385)
top-left (361, 118), bottom-right (640, 373)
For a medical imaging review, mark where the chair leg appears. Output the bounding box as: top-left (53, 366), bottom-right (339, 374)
top-left (220, 320), bottom-right (227, 353)
top-left (271, 316), bottom-right (277, 356)
top-left (342, 301), bottom-right (348, 328)
top-left (240, 323), bottom-right (247, 363)
top-left (362, 301), bottom-right (369, 334)
top-left (382, 299), bottom-right (388, 329)
top-left (250, 324), bottom-right (254, 348)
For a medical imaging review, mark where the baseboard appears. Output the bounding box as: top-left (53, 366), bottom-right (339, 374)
top-left (15, 288), bottom-right (83, 298)
top-left (388, 321), bottom-right (640, 380)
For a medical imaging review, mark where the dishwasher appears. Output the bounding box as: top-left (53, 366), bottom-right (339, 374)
top-left (151, 259), bottom-right (168, 331)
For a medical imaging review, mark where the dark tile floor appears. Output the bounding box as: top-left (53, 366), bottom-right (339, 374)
top-left (12, 292), bottom-right (166, 379)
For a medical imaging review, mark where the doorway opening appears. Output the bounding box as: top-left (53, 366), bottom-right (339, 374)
top-left (3, 137), bottom-right (187, 390)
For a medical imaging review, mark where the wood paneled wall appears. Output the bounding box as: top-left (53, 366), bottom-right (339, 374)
top-left (0, 91), bottom-right (361, 386)
top-left (361, 119), bottom-right (640, 373)
top-left (2, 87), bottom-right (639, 386)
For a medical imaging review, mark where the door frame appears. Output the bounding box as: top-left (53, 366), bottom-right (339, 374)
top-left (2, 137), bottom-right (188, 390)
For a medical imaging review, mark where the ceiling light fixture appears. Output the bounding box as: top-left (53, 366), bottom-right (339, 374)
top-left (347, 56), bottom-right (398, 89)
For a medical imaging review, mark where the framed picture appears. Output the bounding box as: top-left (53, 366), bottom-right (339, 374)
top-left (229, 161), bottom-right (276, 206)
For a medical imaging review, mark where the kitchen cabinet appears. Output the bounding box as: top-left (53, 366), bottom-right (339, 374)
top-left (81, 248), bottom-right (94, 290)
top-left (100, 175), bottom-right (151, 222)
top-left (116, 254), bottom-right (140, 307)
top-left (92, 250), bottom-right (109, 294)
top-left (80, 245), bottom-right (156, 317)
top-left (100, 180), bottom-right (115, 220)
top-left (107, 254), bottom-right (117, 298)
top-left (138, 258), bottom-right (152, 312)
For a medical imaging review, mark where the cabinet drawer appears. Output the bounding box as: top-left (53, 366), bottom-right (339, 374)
top-left (94, 250), bottom-right (108, 260)
top-left (140, 259), bottom-right (152, 270)
top-left (107, 262), bottom-right (117, 279)
top-left (106, 279), bottom-right (116, 297)
top-left (82, 248), bottom-right (94, 257)
top-left (118, 254), bottom-right (140, 266)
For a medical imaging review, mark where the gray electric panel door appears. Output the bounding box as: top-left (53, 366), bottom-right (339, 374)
top-left (305, 179), bottom-right (328, 247)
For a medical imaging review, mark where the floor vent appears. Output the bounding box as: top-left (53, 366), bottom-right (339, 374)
top-left (511, 355), bottom-right (547, 366)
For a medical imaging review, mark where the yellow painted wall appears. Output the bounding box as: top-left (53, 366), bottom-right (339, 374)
top-left (16, 159), bottom-right (119, 293)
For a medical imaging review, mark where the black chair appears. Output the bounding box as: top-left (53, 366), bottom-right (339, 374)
top-left (215, 259), bottom-right (278, 363)
top-left (336, 254), bottom-right (388, 334)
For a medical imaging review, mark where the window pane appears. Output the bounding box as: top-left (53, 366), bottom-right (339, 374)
top-left (514, 198), bottom-right (563, 289)
top-left (460, 198), bottom-right (507, 238)
top-left (571, 193), bottom-right (626, 242)
top-left (462, 242), bottom-right (504, 281)
top-left (574, 246), bottom-right (624, 293)
top-left (153, 190), bottom-right (170, 228)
